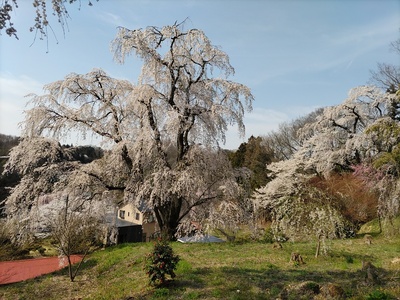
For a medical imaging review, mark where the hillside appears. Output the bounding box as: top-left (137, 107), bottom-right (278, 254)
top-left (1, 233), bottom-right (399, 300)
top-left (0, 133), bottom-right (19, 168)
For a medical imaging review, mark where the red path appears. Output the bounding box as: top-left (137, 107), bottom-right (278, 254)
top-left (0, 255), bottom-right (82, 284)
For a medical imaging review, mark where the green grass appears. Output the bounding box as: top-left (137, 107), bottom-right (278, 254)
top-left (358, 217), bottom-right (400, 236)
top-left (1, 234), bottom-right (400, 299)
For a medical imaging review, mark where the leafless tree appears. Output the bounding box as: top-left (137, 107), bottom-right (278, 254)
top-left (49, 195), bottom-right (101, 282)
top-left (369, 37), bottom-right (400, 94)
top-left (262, 108), bottom-right (323, 161)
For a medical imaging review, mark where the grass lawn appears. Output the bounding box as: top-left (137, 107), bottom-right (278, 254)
top-left (0, 233), bottom-right (399, 299)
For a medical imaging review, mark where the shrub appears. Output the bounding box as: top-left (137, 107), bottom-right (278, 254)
top-left (308, 173), bottom-right (379, 225)
top-left (261, 227), bottom-right (274, 243)
top-left (144, 239), bottom-right (180, 286)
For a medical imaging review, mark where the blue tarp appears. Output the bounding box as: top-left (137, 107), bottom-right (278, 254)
top-left (177, 234), bottom-right (225, 243)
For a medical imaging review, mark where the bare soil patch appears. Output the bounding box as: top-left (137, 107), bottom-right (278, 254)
top-left (0, 255), bottom-right (82, 284)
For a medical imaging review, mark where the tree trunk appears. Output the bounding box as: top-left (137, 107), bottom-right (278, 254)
top-left (154, 196), bottom-right (183, 241)
top-left (315, 235), bottom-right (321, 258)
top-left (160, 225), bottom-right (178, 241)
top-left (71, 249), bottom-right (89, 282)
top-left (121, 144), bottom-right (133, 170)
top-left (67, 255), bottom-right (74, 282)
top-left (176, 131), bottom-right (185, 162)
top-left (378, 213), bottom-right (382, 234)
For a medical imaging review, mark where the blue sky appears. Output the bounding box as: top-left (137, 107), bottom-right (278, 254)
top-left (0, 0), bottom-right (399, 149)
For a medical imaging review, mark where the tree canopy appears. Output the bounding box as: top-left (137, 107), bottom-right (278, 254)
top-left (228, 135), bottom-right (273, 190)
top-left (4, 21), bottom-right (254, 241)
top-left (255, 84), bottom-right (400, 242)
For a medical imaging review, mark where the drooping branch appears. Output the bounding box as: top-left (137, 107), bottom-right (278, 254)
top-left (24, 69), bottom-right (133, 143)
top-left (81, 170), bottom-right (126, 191)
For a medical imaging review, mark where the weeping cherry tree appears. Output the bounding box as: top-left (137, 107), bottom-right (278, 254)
top-left (254, 85), bottom-right (398, 247)
top-left (9, 21), bottom-right (253, 240)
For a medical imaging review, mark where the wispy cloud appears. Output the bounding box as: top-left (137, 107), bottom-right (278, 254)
top-left (224, 108), bottom-right (290, 149)
top-left (93, 5), bottom-right (142, 29)
top-left (324, 14), bottom-right (398, 49)
top-left (96, 12), bottom-right (126, 28)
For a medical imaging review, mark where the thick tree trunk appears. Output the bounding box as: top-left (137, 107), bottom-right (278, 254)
top-left (154, 196), bottom-right (183, 241)
top-left (160, 224), bottom-right (178, 241)
top-left (121, 144), bottom-right (133, 171)
top-left (176, 129), bottom-right (191, 162)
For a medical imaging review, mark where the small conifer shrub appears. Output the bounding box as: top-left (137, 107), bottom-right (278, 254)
top-left (144, 239), bottom-right (180, 285)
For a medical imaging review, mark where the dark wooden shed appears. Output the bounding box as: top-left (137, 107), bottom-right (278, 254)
top-left (116, 219), bottom-right (143, 243)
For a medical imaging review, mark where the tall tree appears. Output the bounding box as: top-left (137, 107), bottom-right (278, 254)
top-left (254, 85), bottom-right (398, 241)
top-left (228, 136), bottom-right (273, 190)
top-left (369, 37), bottom-right (400, 121)
top-left (297, 86), bottom-right (397, 176)
top-left (8, 22), bottom-right (253, 240)
top-left (369, 37), bottom-right (400, 94)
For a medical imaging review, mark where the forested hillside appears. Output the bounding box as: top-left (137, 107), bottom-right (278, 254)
top-left (0, 134), bottom-right (19, 166)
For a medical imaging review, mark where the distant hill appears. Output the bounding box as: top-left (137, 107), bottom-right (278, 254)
top-left (0, 133), bottom-right (19, 156)
top-left (0, 133), bottom-right (20, 173)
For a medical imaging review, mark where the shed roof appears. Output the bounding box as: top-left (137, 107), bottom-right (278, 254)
top-left (116, 218), bottom-right (141, 228)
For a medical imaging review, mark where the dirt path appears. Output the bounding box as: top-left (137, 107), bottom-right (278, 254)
top-left (0, 255), bottom-right (82, 284)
